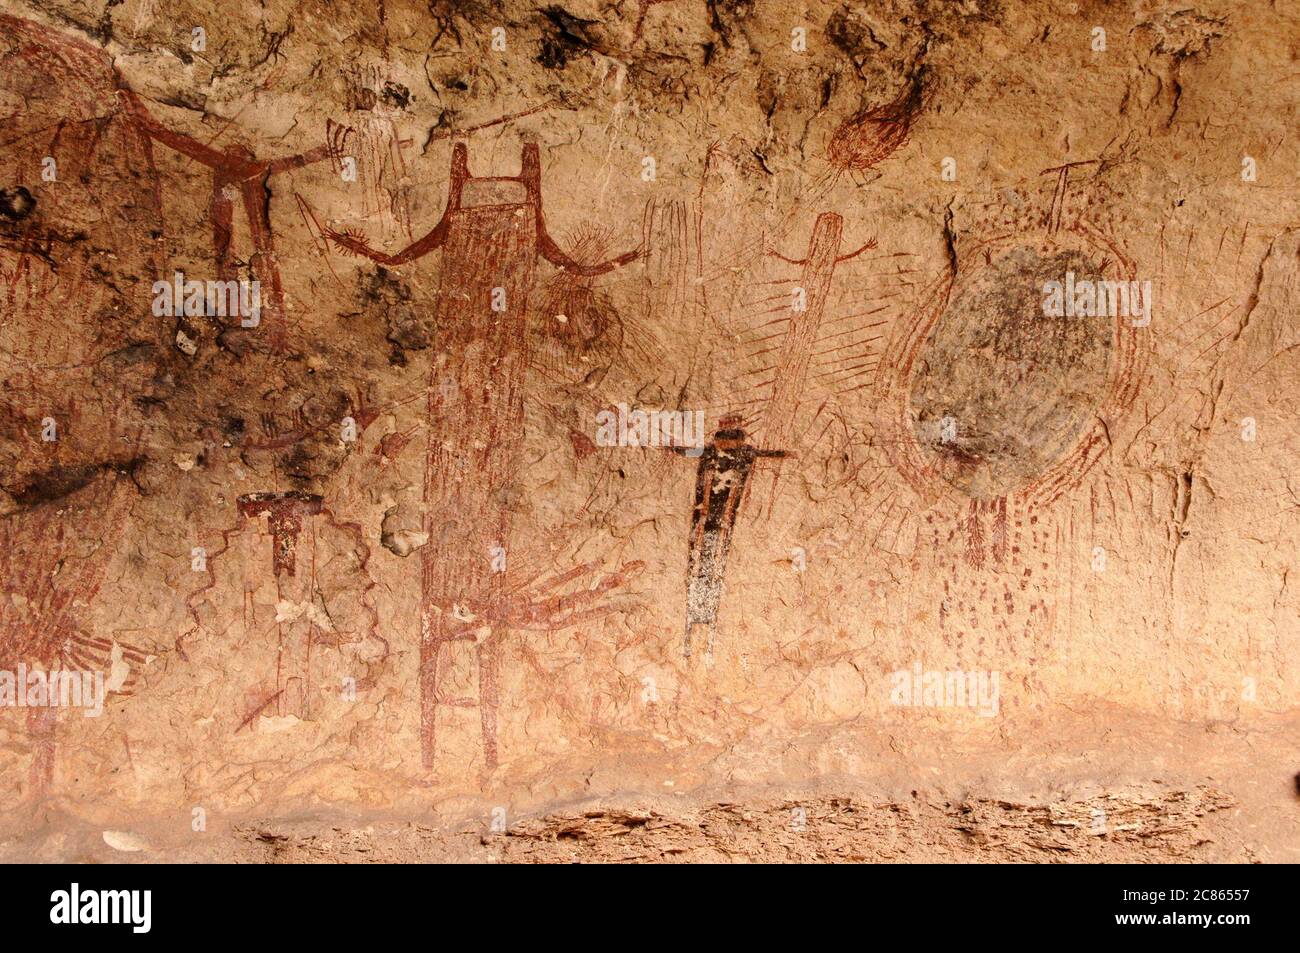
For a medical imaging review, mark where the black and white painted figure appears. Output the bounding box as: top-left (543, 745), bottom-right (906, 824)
top-left (672, 421), bottom-right (788, 659)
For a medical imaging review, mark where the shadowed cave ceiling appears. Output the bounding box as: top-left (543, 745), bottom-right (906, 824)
top-left (0, 0), bottom-right (1297, 862)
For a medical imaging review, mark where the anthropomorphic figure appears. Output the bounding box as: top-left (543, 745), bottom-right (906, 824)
top-left (327, 142), bottom-right (640, 770)
top-left (672, 419), bottom-right (787, 658)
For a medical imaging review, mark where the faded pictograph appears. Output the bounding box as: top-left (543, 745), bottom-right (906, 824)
top-left (331, 64), bottom-right (418, 244)
top-left (121, 89), bottom-right (341, 351)
top-left (184, 491), bottom-right (387, 729)
top-left (0, 15), bottom-right (161, 795)
top-left (874, 163), bottom-right (1149, 659)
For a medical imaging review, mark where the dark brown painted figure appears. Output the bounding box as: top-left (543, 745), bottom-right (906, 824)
top-left (673, 421), bottom-right (787, 658)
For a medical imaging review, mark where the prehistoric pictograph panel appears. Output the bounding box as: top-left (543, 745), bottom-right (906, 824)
top-left (0, 1), bottom-right (1294, 865)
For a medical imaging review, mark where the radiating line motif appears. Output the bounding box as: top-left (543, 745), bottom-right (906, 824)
top-left (873, 167), bottom-right (1149, 660)
top-left (757, 211), bottom-right (876, 507)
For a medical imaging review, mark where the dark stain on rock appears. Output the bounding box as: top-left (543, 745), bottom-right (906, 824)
top-left (537, 6), bottom-right (600, 69)
top-left (103, 342), bottom-right (156, 367)
top-left (826, 6), bottom-right (887, 65)
top-left (909, 246), bottom-right (1113, 500)
top-left (380, 81), bottom-right (411, 109)
top-left (4, 458), bottom-right (143, 508)
top-left (0, 186), bottom-right (36, 221)
top-left (386, 302), bottom-right (431, 352)
top-left (359, 266), bottom-right (411, 307)
top-left (706, 0), bottom-right (756, 48)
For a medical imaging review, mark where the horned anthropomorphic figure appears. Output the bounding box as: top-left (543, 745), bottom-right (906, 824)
top-left (328, 142), bottom-right (642, 771)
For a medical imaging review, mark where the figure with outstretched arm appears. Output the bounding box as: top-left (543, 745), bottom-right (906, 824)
top-left (326, 141), bottom-right (642, 771)
top-left (670, 418), bottom-right (789, 659)
top-left (118, 88), bottom-right (340, 347)
top-left (324, 142), bottom-right (641, 275)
